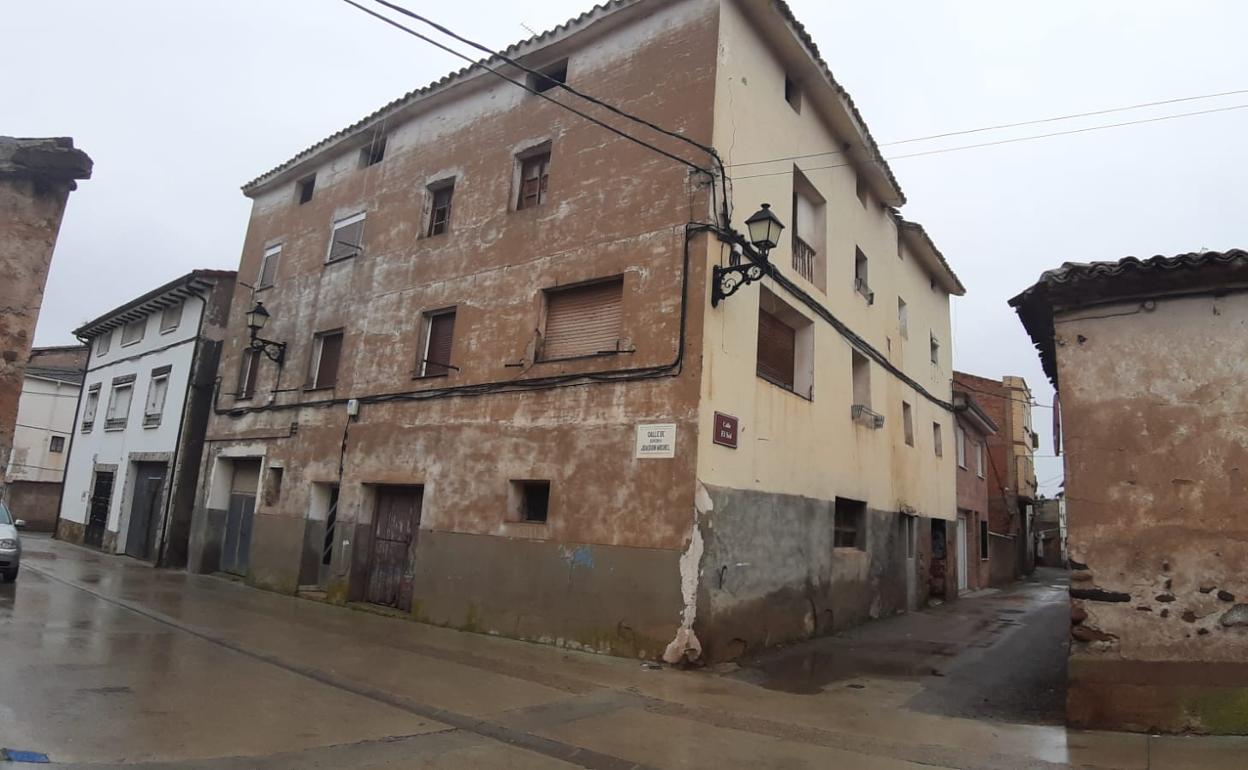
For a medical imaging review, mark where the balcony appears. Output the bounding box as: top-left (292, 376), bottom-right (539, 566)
top-left (791, 234), bottom-right (816, 283)
top-left (851, 404), bottom-right (884, 429)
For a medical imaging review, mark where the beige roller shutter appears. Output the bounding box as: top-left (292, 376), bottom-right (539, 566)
top-left (542, 278), bottom-right (623, 360)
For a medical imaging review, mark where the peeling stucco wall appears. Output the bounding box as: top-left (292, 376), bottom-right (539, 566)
top-left (1058, 292), bottom-right (1248, 734)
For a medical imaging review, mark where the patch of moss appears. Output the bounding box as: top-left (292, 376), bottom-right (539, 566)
top-left (1188, 688), bottom-right (1248, 734)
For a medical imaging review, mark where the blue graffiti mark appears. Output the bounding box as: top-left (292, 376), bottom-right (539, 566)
top-left (566, 545), bottom-right (594, 569)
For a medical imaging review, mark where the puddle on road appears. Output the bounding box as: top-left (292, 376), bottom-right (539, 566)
top-left (743, 639), bottom-right (959, 694)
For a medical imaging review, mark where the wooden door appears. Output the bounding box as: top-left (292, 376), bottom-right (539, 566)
top-left (221, 459), bottom-right (261, 576)
top-left (366, 486), bottom-right (423, 611)
top-left (85, 471), bottom-right (114, 549)
top-left (125, 463), bottom-right (167, 561)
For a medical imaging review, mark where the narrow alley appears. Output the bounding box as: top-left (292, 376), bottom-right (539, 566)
top-left (3, 536), bottom-right (1242, 769)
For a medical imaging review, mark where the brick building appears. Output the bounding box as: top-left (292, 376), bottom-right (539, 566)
top-left (952, 388), bottom-right (997, 593)
top-left (952, 371), bottom-right (1038, 586)
top-left (188, 0), bottom-right (964, 662)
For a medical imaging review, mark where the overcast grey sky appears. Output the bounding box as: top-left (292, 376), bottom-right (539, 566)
top-left (8, 1), bottom-right (1248, 495)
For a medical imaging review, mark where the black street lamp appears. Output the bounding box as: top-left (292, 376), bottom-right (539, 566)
top-left (711, 203), bottom-right (786, 307)
top-left (245, 301), bottom-right (287, 363)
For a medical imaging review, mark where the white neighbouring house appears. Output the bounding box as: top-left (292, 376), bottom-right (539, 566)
top-left (58, 270), bottom-right (235, 565)
top-left (2, 345), bottom-right (88, 530)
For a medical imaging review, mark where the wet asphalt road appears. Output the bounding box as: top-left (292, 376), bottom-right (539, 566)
top-left (3, 536), bottom-right (1244, 769)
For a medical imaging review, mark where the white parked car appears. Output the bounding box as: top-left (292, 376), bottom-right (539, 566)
top-left (0, 501), bottom-right (24, 582)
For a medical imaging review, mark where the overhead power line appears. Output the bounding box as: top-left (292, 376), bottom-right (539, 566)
top-left (726, 87), bottom-right (1248, 168)
top-left (731, 102), bottom-right (1248, 181)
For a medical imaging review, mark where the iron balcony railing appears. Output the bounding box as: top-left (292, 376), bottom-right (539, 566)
top-left (791, 234), bottom-right (816, 283)
top-left (850, 404), bottom-right (885, 429)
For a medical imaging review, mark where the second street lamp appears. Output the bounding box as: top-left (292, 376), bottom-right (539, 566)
top-left (711, 203), bottom-right (786, 307)
top-left (245, 301), bottom-right (287, 363)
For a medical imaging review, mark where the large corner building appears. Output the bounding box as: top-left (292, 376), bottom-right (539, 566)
top-left (189, 0), bottom-right (965, 662)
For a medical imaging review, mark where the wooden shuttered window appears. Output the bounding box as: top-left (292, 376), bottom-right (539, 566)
top-left (518, 152), bottom-right (550, 210)
top-left (237, 348), bottom-right (260, 400)
top-left (259, 245), bottom-right (280, 288)
top-left (421, 311), bottom-right (456, 377)
top-left (541, 279), bottom-right (623, 361)
top-left (756, 307), bottom-right (796, 389)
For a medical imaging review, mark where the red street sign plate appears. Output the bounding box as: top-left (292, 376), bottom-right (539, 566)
top-left (713, 412), bottom-right (738, 448)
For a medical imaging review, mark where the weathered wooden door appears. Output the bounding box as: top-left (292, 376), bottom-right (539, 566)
top-left (366, 486), bottom-right (423, 610)
top-left (125, 463), bottom-right (167, 561)
top-left (85, 471), bottom-right (114, 549)
top-left (221, 459), bottom-right (261, 576)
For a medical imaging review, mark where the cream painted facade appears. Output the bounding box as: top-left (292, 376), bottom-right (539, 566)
top-left (699, 1), bottom-right (956, 518)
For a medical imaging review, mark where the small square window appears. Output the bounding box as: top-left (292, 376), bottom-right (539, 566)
top-left (297, 175), bottom-right (316, 204)
top-left (96, 330), bottom-right (112, 357)
top-left (541, 278), bottom-right (623, 361)
top-left (160, 302), bottom-right (182, 333)
top-left (902, 401), bottom-right (914, 447)
top-left (517, 150), bottom-right (551, 210)
top-left (427, 182), bottom-right (454, 237)
top-left (359, 135), bottom-right (387, 168)
top-left (834, 497), bottom-right (866, 549)
top-left (49, 435), bottom-right (65, 453)
top-left (509, 480), bottom-right (550, 523)
top-left (528, 60), bottom-right (568, 93)
top-left (121, 318), bottom-right (145, 346)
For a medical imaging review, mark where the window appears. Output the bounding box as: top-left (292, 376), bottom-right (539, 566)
top-left (258, 245), bottom-right (281, 289)
top-left (976, 441), bottom-right (985, 478)
top-left (96, 330), bottom-right (111, 357)
top-left (856, 173), bottom-right (871, 208)
top-left (851, 350), bottom-right (871, 408)
top-left (528, 60), bottom-right (568, 93)
top-left (980, 519), bottom-right (990, 560)
top-left (834, 497), bottom-right (866, 549)
top-left (105, 376), bottom-right (135, 430)
top-left (784, 75), bottom-right (801, 113)
top-left (897, 297), bottom-right (908, 338)
top-left (930, 333), bottom-right (940, 365)
top-left (297, 174), bottom-right (316, 204)
top-left (359, 135), bottom-right (386, 168)
top-left (49, 435), bottom-right (65, 453)
top-left (541, 278), bottom-right (623, 361)
top-left (419, 309), bottom-right (456, 377)
top-left (144, 367), bottom-right (170, 427)
top-left (160, 302), bottom-right (182, 333)
top-left (956, 425), bottom-right (967, 469)
top-left (517, 149), bottom-right (551, 210)
top-left (509, 480), bottom-right (551, 523)
top-left (756, 288), bottom-right (814, 398)
top-left (791, 169), bottom-right (825, 286)
top-left (309, 330), bottom-right (344, 389)
top-left (327, 212), bottom-right (365, 262)
top-left (933, 422), bottom-right (943, 457)
top-left (82, 384), bottom-right (100, 431)
top-left (854, 248), bottom-right (872, 302)
top-left (237, 348), bottom-right (260, 400)
top-left (902, 401), bottom-right (914, 446)
top-left (426, 182), bottom-right (454, 237)
top-left (121, 318), bottom-right (145, 346)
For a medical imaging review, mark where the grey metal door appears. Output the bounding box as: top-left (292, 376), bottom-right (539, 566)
top-left (85, 471), bottom-right (114, 549)
top-left (222, 492), bottom-right (255, 576)
top-left (366, 486), bottom-right (422, 610)
top-left (125, 464), bottom-right (167, 561)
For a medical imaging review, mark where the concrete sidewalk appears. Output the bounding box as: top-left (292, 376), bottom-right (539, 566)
top-left (2, 536), bottom-right (1243, 768)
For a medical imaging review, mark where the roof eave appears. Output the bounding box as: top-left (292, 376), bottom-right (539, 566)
top-left (73, 270), bottom-right (236, 339)
top-left (897, 217), bottom-right (965, 296)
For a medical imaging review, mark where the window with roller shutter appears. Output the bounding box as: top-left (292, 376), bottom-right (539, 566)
top-left (309, 330), bottom-right (343, 389)
top-left (327, 213), bottom-right (365, 263)
top-left (420, 309), bottom-right (456, 377)
top-left (540, 278), bottom-right (623, 361)
top-left (756, 307), bottom-right (796, 389)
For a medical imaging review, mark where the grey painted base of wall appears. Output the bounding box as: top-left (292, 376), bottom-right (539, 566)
top-left (695, 484), bottom-right (919, 661)
top-left (5, 480), bottom-right (61, 531)
top-left (1069, 657), bottom-right (1248, 734)
top-left (186, 503), bottom-right (686, 660)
